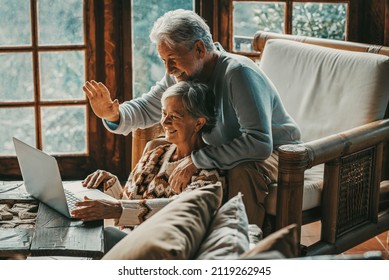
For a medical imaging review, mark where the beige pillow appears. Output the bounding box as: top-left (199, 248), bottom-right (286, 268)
top-left (241, 224), bottom-right (299, 258)
top-left (195, 193), bottom-right (249, 259)
top-left (102, 183), bottom-right (223, 260)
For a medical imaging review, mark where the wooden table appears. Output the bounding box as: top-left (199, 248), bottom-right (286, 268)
top-left (0, 181), bottom-right (105, 259)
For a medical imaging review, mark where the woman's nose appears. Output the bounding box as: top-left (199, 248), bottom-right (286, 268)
top-left (165, 60), bottom-right (175, 74)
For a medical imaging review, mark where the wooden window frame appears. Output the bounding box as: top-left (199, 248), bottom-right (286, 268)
top-left (217, 0), bottom-right (361, 57)
top-left (0, 0), bottom-right (104, 180)
top-left (1, 0), bottom-right (205, 181)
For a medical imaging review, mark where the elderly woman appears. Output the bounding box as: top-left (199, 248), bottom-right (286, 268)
top-left (71, 81), bottom-right (224, 249)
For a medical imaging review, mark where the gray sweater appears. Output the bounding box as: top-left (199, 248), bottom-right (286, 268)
top-left (104, 48), bottom-right (301, 169)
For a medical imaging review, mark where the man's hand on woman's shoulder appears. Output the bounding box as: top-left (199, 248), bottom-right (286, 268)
top-left (169, 157), bottom-right (198, 194)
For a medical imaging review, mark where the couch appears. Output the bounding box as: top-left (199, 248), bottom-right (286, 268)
top-left (101, 182), bottom-right (381, 260)
top-left (254, 31), bottom-right (389, 256)
top-left (102, 183), bottom-right (300, 259)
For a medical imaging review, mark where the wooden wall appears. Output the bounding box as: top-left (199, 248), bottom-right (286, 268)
top-left (362, 0), bottom-right (388, 45)
top-left (386, 0), bottom-right (389, 45)
top-left (91, 0), bottom-right (132, 181)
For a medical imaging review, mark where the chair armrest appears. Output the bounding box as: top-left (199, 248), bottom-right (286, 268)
top-left (303, 119), bottom-right (389, 167)
top-left (276, 119), bottom-right (389, 242)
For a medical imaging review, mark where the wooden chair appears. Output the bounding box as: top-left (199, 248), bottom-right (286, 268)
top-left (253, 31), bottom-right (389, 256)
top-left (131, 124), bottom-right (164, 169)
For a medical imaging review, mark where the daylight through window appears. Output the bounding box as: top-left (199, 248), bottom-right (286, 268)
top-left (0, 0), bottom-right (86, 156)
top-left (233, 1), bottom-right (348, 52)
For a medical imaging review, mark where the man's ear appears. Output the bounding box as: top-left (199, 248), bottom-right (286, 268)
top-left (194, 40), bottom-right (206, 58)
top-left (194, 117), bottom-right (207, 132)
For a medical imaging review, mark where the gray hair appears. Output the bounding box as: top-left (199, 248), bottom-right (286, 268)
top-left (161, 81), bottom-right (216, 133)
top-left (150, 9), bottom-right (215, 52)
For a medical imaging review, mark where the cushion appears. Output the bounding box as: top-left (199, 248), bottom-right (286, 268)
top-left (195, 193), bottom-right (250, 260)
top-left (248, 224), bottom-right (263, 249)
top-left (102, 183), bottom-right (223, 260)
top-left (265, 164), bottom-right (324, 215)
top-left (260, 39), bottom-right (389, 142)
top-left (241, 224), bottom-right (299, 259)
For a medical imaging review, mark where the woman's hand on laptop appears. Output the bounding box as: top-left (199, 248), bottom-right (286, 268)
top-left (82, 169), bottom-right (116, 191)
top-left (71, 196), bottom-right (122, 221)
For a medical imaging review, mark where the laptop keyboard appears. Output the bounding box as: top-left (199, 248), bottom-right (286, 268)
top-left (64, 189), bottom-right (82, 211)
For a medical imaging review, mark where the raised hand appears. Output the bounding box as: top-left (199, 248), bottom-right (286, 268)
top-left (83, 80), bottom-right (120, 122)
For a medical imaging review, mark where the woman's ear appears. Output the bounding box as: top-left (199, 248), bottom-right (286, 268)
top-left (194, 117), bottom-right (206, 132)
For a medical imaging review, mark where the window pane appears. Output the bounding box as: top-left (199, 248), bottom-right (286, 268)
top-left (40, 51), bottom-right (85, 101)
top-left (0, 53), bottom-right (34, 102)
top-left (0, 107), bottom-right (35, 155)
top-left (38, 0), bottom-right (84, 45)
top-left (132, 0), bottom-right (194, 98)
top-left (233, 1), bottom-right (284, 52)
top-left (41, 106), bottom-right (87, 154)
top-left (0, 0), bottom-right (31, 46)
top-left (293, 2), bottom-right (347, 40)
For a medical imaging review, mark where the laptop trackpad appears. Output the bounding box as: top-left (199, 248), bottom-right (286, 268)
top-left (63, 181), bottom-right (118, 203)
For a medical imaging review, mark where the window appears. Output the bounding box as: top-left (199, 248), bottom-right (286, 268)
top-left (0, 0), bottom-right (97, 179)
top-left (0, 0), bottom-right (196, 179)
top-left (0, 0), bottom-right (87, 155)
top-left (229, 0), bottom-right (350, 53)
top-left (124, 0), bottom-right (195, 169)
top-left (132, 0), bottom-right (194, 98)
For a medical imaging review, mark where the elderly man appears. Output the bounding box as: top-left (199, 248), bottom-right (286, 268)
top-left (83, 9), bottom-right (301, 228)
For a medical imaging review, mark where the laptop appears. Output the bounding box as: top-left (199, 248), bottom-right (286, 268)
top-left (13, 137), bottom-right (118, 219)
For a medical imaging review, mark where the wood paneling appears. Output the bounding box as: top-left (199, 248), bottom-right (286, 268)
top-left (385, 0), bottom-right (389, 45)
top-left (82, 0), bottom-right (134, 181)
top-left (218, 0), bottom-right (232, 51)
top-left (363, 0), bottom-right (386, 44)
top-left (101, 0), bottom-right (122, 177)
top-left (121, 0), bottom-right (134, 179)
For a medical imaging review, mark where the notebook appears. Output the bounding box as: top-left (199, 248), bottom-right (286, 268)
top-left (13, 137), bottom-right (118, 219)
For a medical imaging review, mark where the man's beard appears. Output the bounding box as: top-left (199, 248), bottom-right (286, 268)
top-left (178, 63), bottom-right (204, 82)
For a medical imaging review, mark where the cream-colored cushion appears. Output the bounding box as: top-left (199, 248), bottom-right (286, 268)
top-left (265, 164), bottom-right (324, 215)
top-left (195, 193), bottom-right (250, 260)
top-left (260, 39), bottom-right (389, 142)
top-left (102, 183), bottom-right (223, 260)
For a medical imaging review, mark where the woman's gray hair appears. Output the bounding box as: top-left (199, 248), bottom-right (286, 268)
top-left (150, 9), bottom-right (215, 52)
top-left (161, 81), bottom-right (217, 133)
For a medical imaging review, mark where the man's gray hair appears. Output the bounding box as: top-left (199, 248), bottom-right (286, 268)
top-left (150, 9), bottom-right (215, 52)
top-left (162, 81), bottom-right (216, 133)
